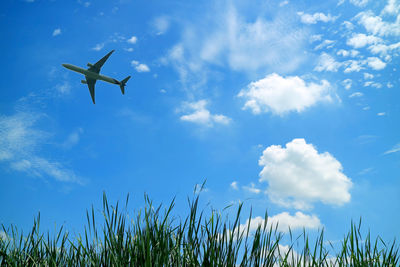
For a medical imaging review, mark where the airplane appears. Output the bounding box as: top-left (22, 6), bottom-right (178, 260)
top-left (62, 50), bottom-right (131, 104)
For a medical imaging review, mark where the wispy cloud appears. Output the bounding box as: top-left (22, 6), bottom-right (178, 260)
top-left (152, 16), bottom-right (170, 35)
top-left (92, 43), bottom-right (104, 51)
top-left (242, 183), bottom-right (261, 194)
top-left (384, 143), bottom-right (400, 155)
top-left (52, 28), bottom-right (61, 37)
top-left (62, 128), bottom-right (83, 149)
top-left (0, 111), bottom-right (83, 184)
top-left (230, 181), bottom-right (239, 190)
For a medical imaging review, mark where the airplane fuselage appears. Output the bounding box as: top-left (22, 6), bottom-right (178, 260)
top-left (62, 64), bottom-right (119, 85)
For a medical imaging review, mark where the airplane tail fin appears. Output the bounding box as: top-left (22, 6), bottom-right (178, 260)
top-left (119, 76), bottom-right (131, 95)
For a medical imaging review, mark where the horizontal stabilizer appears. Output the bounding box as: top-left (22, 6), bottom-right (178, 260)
top-left (119, 76), bottom-right (131, 95)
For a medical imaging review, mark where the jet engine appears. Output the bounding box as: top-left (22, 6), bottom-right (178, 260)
top-left (87, 63), bottom-right (94, 67)
top-left (81, 80), bottom-right (87, 84)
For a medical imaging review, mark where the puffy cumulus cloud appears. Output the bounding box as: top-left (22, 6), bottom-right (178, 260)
top-left (131, 60), bottom-right (150, 72)
top-left (127, 35), bottom-right (137, 44)
top-left (0, 112), bottom-right (82, 184)
top-left (356, 11), bottom-right (400, 36)
top-left (381, 0), bottom-right (400, 16)
top-left (297, 12), bottom-right (337, 24)
top-left (258, 138), bottom-right (352, 210)
top-left (346, 33), bottom-right (383, 48)
top-left (179, 100), bottom-right (231, 127)
top-left (314, 53), bottom-right (342, 72)
top-left (367, 57), bottom-right (386, 70)
top-left (238, 73), bottom-right (332, 116)
top-left (241, 212), bottom-right (322, 233)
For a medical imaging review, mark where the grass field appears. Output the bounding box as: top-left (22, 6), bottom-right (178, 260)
top-left (1, 190), bottom-right (398, 266)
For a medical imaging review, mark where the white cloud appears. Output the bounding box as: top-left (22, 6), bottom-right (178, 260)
top-left (62, 128), bottom-right (83, 149)
top-left (384, 143), bottom-right (400, 154)
top-left (179, 100), bottom-right (231, 127)
top-left (349, 0), bottom-right (370, 7)
top-left (367, 57), bottom-right (386, 70)
top-left (343, 60), bottom-right (364, 73)
top-left (346, 33), bottom-right (382, 48)
top-left (242, 183), bottom-right (261, 194)
top-left (127, 36), bottom-right (137, 44)
top-left (314, 39), bottom-right (335, 50)
top-left (230, 181), bottom-right (238, 190)
top-left (258, 138), bottom-right (352, 210)
top-left (52, 28), bottom-right (61, 37)
top-left (167, 4), bottom-right (309, 78)
top-left (131, 60), bottom-right (150, 72)
top-left (279, 0), bottom-right (289, 7)
top-left (337, 49), bottom-right (359, 57)
top-left (297, 12), bottom-right (337, 24)
top-left (342, 79), bottom-right (352, 90)
top-left (310, 34), bottom-right (322, 42)
top-left (387, 82), bottom-right (394, 88)
top-left (349, 92), bottom-right (363, 98)
top-left (238, 73), bottom-right (332, 115)
top-left (356, 11), bottom-right (400, 36)
top-left (241, 212), bottom-right (322, 233)
top-left (364, 81), bottom-right (382, 88)
top-left (368, 42), bottom-right (400, 56)
top-left (377, 112), bottom-right (386, 116)
top-left (136, 64), bottom-right (150, 72)
top-left (337, 49), bottom-right (349, 57)
top-left (0, 112), bottom-right (82, 184)
top-left (363, 72), bottom-right (374, 79)
top-left (342, 21), bottom-right (355, 30)
top-left (92, 43), bottom-right (104, 51)
top-left (55, 81), bottom-right (71, 95)
top-left (124, 48), bottom-right (134, 52)
top-left (314, 53), bottom-right (342, 72)
top-left (381, 0), bottom-right (400, 16)
top-left (152, 16), bottom-right (170, 35)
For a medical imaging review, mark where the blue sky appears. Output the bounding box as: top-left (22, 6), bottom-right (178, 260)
top-left (1, 0), bottom-right (399, 244)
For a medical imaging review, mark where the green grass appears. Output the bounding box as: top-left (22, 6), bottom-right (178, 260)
top-left (1, 190), bottom-right (398, 266)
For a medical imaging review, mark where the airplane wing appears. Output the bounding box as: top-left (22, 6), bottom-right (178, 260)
top-left (88, 50), bottom-right (115, 74)
top-left (86, 76), bottom-right (97, 104)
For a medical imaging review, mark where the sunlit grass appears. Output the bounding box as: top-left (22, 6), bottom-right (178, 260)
top-left (1, 188), bottom-right (398, 266)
